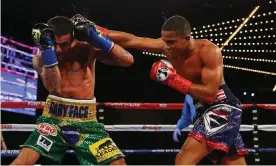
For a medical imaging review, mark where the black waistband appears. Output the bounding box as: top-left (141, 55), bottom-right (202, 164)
top-left (193, 84), bottom-right (240, 112)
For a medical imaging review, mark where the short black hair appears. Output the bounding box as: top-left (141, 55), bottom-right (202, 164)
top-left (162, 15), bottom-right (191, 35)
top-left (47, 16), bottom-right (74, 35)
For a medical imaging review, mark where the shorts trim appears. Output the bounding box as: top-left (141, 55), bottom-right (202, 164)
top-left (188, 131), bottom-right (229, 153)
top-left (237, 148), bottom-right (249, 155)
top-left (205, 103), bottom-right (242, 112)
top-left (48, 95), bottom-right (96, 103)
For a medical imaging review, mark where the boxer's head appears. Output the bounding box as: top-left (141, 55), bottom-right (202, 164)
top-left (47, 16), bottom-right (74, 56)
top-left (161, 15), bottom-right (191, 56)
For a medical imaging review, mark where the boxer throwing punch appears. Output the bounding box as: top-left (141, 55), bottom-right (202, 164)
top-left (105, 15), bottom-right (248, 165)
top-left (11, 16), bottom-right (133, 165)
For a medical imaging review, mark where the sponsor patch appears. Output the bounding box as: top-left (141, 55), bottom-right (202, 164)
top-left (36, 123), bottom-right (57, 136)
top-left (89, 138), bottom-right (122, 163)
top-left (36, 135), bottom-right (53, 152)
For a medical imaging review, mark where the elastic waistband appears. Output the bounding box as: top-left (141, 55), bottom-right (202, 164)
top-left (42, 95), bottom-right (97, 122)
top-left (214, 84), bottom-right (238, 103)
top-left (48, 95), bottom-right (96, 103)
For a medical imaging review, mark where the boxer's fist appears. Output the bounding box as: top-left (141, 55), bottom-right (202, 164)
top-left (32, 23), bottom-right (55, 49)
top-left (71, 14), bottom-right (109, 36)
top-left (71, 14), bottom-right (91, 25)
top-left (73, 22), bottom-right (114, 52)
top-left (150, 60), bottom-right (176, 82)
top-left (73, 21), bottom-right (98, 42)
top-left (150, 60), bottom-right (192, 94)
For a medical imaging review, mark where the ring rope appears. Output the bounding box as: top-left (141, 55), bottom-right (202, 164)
top-left (1, 124), bottom-right (276, 132)
top-left (1, 101), bottom-right (276, 110)
top-left (1, 148), bottom-right (276, 157)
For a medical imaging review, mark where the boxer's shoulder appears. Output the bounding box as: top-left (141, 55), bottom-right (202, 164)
top-left (196, 40), bottom-right (222, 63)
top-left (198, 39), bottom-right (220, 53)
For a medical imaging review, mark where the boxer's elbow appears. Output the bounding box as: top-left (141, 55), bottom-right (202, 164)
top-left (204, 91), bottom-right (217, 104)
top-left (48, 87), bottom-right (61, 95)
top-left (45, 78), bottom-right (62, 95)
top-left (205, 96), bottom-right (216, 105)
top-left (122, 55), bottom-right (134, 67)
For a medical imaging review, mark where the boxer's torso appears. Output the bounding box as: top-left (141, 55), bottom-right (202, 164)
top-left (38, 45), bottom-right (99, 99)
top-left (166, 39), bottom-right (225, 85)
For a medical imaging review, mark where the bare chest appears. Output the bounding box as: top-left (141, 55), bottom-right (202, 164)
top-left (168, 55), bottom-right (203, 83)
top-left (58, 60), bottom-right (95, 97)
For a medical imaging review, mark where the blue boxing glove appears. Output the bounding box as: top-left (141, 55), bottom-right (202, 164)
top-left (173, 94), bottom-right (196, 143)
top-left (73, 21), bottom-right (114, 52)
top-left (32, 23), bottom-right (58, 67)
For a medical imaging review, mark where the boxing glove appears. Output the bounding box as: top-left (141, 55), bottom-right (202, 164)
top-left (73, 21), bottom-right (114, 52)
top-left (71, 14), bottom-right (109, 36)
top-left (32, 23), bottom-right (57, 67)
top-left (32, 23), bottom-right (55, 49)
top-left (150, 60), bottom-right (192, 94)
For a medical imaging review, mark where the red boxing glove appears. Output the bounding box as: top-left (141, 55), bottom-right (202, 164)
top-left (150, 60), bottom-right (192, 94)
top-left (71, 14), bottom-right (109, 36)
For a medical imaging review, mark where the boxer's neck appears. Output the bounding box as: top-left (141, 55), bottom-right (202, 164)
top-left (180, 39), bottom-right (196, 58)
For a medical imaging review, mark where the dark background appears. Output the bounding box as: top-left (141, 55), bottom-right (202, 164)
top-left (1, 0), bottom-right (276, 165)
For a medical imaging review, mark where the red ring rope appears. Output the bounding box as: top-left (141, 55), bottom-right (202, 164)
top-left (0, 102), bottom-right (275, 110)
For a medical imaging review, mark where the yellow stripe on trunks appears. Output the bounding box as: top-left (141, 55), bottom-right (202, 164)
top-left (42, 95), bottom-right (97, 122)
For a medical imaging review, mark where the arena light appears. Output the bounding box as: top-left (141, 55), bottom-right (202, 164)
top-left (142, 52), bottom-right (166, 58)
top-left (220, 6), bottom-right (260, 50)
top-left (243, 92), bottom-right (247, 95)
top-left (232, 35), bottom-right (275, 40)
top-left (142, 52), bottom-right (276, 63)
top-left (195, 11), bottom-right (273, 32)
top-left (251, 93), bottom-right (255, 97)
top-left (201, 18), bottom-right (274, 33)
top-left (223, 65), bottom-right (276, 75)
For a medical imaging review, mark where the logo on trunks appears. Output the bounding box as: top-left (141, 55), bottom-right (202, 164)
top-left (36, 123), bottom-right (57, 136)
top-left (156, 68), bottom-right (169, 81)
top-left (89, 138), bottom-right (122, 163)
top-left (203, 105), bottom-right (230, 136)
top-left (49, 101), bottom-right (88, 119)
top-left (36, 135), bottom-right (53, 152)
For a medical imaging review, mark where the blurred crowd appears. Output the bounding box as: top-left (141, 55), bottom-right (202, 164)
top-left (1, 36), bottom-right (38, 78)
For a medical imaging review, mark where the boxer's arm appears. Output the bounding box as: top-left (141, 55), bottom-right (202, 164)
top-left (150, 46), bottom-right (222, 104)
top-left (32, 53), bottom-right (61, 95)
top-left (107, 30), bottom-right (165, 53)
top-left (94, 44), bottom-right (134, 67)
top-left (188, 47), bottom-right (223, 104)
